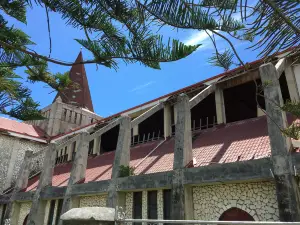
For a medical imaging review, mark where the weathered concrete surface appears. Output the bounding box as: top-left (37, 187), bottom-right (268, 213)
top-left (164, 104), bottom-right (172, 138)
top-left (184, 157), bottom-right (273, 185)
top-left (260, 62), bottom-right (300, 221)
top-left (61, 207), bottom-right (115, 221)
top-left (285, 65), bottom-right (300, 101)
top-left (3, 151), bottom-right (33, 225)
top-left (107, 116), bottom-right (131, 208)
top-left (117, 171), bottom-right (173, 191)
top-left (27, 144), bottom-right (57, 225)
top-left (171, 94), bottom-right (193, 220)
top-left (131, 103), bottom-right (164, 128)
top-left (60, 132), bottom-right (90, 224)
top-left (9, 155), bottom-right (294, 204)
top-left (215, 85), bottom-right (226, 124)
top-left (218, 70), bottom-right (259, 90)
top-left (189, 85), bottom-right (216, 109)
top-left (173, 94), bottom-right (192, 169)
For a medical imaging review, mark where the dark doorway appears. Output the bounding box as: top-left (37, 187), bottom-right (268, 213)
top-left (219, 207), bottom-right (255, 221)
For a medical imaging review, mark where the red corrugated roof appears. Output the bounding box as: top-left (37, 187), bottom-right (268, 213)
top-left (24, 116), bottom-right (277, 192)
top-left (0, 117), bottom-right (47, 140)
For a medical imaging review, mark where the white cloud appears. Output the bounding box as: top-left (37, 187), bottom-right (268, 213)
top-left (129, 81), bottom-right (155, 93)
top-left (184, 31), bottom-right (213, 46)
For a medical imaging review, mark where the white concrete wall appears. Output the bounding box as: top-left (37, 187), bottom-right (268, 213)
top-left (193, 181), bottom-right (279, 221)
top-left (0, 135), bottom-right (45, 191)
top-left (79, 195), bottom-right (107, 207)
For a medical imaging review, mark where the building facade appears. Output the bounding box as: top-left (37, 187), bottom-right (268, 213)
top-left (0, 50), bottom-right (300, 225)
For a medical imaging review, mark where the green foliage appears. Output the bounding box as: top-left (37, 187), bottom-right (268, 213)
top-left (208, 49), bottom-right (234, 71)
top-left (281, 101), bottom-right (300, 118)
top-left (282, 123), bottom-right (300, 140)
top-left (119, 165), bottom-right (135, 177)
top-left (0, 67), bottom-right (44, 120)
top-left (0, 0), bottom-right (202, 121)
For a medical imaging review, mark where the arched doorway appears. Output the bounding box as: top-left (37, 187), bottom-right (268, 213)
top-left (219, 207), bottom-right (255, 221)
top-left (23, 214), bottom-right (29, 225)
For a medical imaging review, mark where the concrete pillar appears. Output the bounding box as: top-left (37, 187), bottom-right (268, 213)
top-left (4, 151), bottom-right (33, 225)
top-left (164, 104), bottom-right (172, 138)
top-left (260, 63), bottom-right (300, 221)
top-left (27, 144), bottom-right (57, 225)
top-left (133, 125), bottom-right (138, 136)
top-left (47, 102), bottom-right (63, 136)
top-left (107, 116), bottom-right (131, 208)
top-left (285, 66), bottom-right (300, 101)
top-left (215, 86), bottom-right (226, 124)
top-left (173, 94), bottom-right (192, 169)
top-left (93, 136), bottom-right (101, 155)
top-left (59, 132), bottom-right (89, 225)
top-left (170, 94), bottom-right (193, 221)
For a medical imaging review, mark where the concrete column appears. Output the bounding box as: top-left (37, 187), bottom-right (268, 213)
top-left (60, 132), bottom-right (89, 221)
top-left (260, 63), bottom-right (300, 221)
top-left (65, 110), bottom-right (71, 123)
top-left (285, 66), bottom-right (300, 101)
top-left (93, 136), bottom-right (101, 155)
top-left (133, 126), bottom-right (138, 136)
top-left (107, 116), bottom-right (131, 208)
top-left (27, 144), bottom-right (57, 225)
top-left (4, 151), bottom-right (33, 225)
top-left (173, 94), bottom-right (192, 169)
top-left (170, 94), bottom-right (193, 221)
top-left (47, 100), bottom-right (63, 136)
top-left (215, 86), bottom-right (226, 124)
top-left (164, 104), bottom-right (172, 138)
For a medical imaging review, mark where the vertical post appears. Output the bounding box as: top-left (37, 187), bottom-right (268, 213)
top-left (4, 151), bottom-right (33, 225)
top-left (285, 65), bottom-right (300, 101)
top-left (260, 63), bottom-right (300, 221)
top-left (93, 136), bottom-right (101, 155)
top-left (171, 94), bottom-right (193, 221)
top-left (27, 144), bottom-right (57, 225)
top-left (199, 118), bottom-right (202, 130)
top-left (47, 100), bottom-right (63, 136)
top-left (107, 116), bottom-right (131, 209)
top-left (164, 104), bottom-right (172, 138)
top-left (215, 86), bottom-right (226, 124)
top-left (59, 132), bottom-right (89, 223)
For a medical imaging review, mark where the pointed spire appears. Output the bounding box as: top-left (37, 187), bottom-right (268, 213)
top-left (53, 51), bottom-right (94, 112)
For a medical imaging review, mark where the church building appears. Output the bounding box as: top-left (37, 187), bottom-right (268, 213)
top-left (0, 48), bottom-right (300, 225)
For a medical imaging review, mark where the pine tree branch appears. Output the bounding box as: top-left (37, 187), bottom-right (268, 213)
top-left (262, 0), bottom-right (300, 35)
top-left (0, 40), bottom-right (193, 67)
top-left (210, 30), bottom-right (245, 67)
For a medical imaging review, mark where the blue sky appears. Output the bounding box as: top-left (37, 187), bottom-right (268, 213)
top-left (8, 5), bottom-right (261, 118)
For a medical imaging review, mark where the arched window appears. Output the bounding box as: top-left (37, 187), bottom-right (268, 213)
top-left (23, 214), bottom-right (29, 225)
top-left (219, 207), bottom-right (254, 221)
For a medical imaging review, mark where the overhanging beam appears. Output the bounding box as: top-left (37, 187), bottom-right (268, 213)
top-left (131, 102), bottom-right (164, 128)
top-left (189, 85), bottom-right (216, 109)
top-left (89, 118), bottom-right (121, 141)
